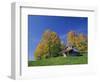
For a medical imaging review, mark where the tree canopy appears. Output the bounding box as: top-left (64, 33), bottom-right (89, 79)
top-left (67, 31), bottom-right (87, 52)
top-left (34, 29), bottom-right (87, 60)
top-left (34, 29), bottom-right (61, 60)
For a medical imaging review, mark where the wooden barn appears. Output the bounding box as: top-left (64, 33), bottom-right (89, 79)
top-left (60, 45), bottom-right (80, 57)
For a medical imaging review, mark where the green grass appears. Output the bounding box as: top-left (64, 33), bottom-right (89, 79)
top-left (28, 53), bottom-right (88, 66)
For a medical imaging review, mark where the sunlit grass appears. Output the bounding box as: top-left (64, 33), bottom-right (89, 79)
top-left (28, 53), bottom-right (88, 66)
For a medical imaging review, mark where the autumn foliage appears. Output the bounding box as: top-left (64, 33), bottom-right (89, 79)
top-left (34, 29), bottom-right (61, 60)
top-left (34, 29), bottom-right (87, 60)
top-left (67, 31), bottom-right (87, 52)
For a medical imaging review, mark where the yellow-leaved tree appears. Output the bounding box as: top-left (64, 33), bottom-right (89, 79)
top-left (34, 29), bottom-right (61, 60)
top-left (67, 31), bottom-right (76, 46)
top-left (67, 31), bottom-right (87, 52)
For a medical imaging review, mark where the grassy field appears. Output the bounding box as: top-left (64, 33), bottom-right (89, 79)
top-left (28, 53), bottom-right (88, 66)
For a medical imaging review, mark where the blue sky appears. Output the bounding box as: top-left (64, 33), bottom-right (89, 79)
top-left (28, 15), bottom-right (88, 61)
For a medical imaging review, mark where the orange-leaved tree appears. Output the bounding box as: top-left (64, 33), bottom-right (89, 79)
top-left (67, 31), bottom-right (87, 52)
top-left (34, 29), bottom-right (61, 60)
